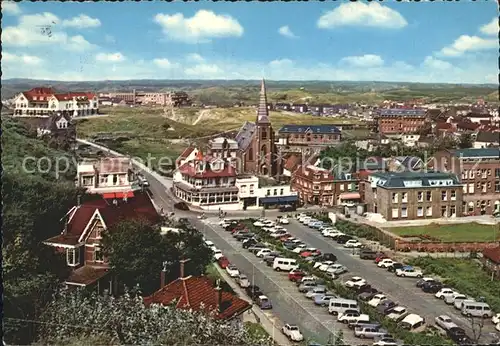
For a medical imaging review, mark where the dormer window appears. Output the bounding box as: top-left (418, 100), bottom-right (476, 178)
top-left (66, 247), bottom-right (80, 266)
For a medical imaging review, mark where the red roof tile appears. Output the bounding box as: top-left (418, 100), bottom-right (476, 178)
top-left (21, 88), bottom-right (95, 102)
top-left (66, 266), bottom-right (109, 286)
top-left (144, 276), bottom-right (251, 320)
top-left (483, 245), bottom-right (500, 264)
top-left (178, 147), bottom-right (196, 160)
top-left (284, 154), bottom-right (302, 171)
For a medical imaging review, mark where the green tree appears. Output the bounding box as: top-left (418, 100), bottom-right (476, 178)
top-left (459, 133), bottom-right (473, 149)
top-left (102, 221), bottom-right (212, 295)
top-left (35, 288), bottom-right (273, 346)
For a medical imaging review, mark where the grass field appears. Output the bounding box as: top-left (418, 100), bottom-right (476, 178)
top-left (244, 322), bottom-right (270, 340)
top-left (390, 222), bottom-right (499, 242)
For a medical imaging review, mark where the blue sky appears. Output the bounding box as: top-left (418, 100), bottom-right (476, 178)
top-left (2, 1), bottom-right (498, 83)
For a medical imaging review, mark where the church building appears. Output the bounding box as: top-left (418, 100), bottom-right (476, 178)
top-left (235, 79), bottom-right (280, 177)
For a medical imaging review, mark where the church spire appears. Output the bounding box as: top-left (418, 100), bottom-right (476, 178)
top-left (256, 78), bottom-right (270, 124)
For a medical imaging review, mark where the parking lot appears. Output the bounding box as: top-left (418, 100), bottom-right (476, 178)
top-left (284, 218), bottom-right (498, 342)
top-left (195, 217), bottom-right (360, 345)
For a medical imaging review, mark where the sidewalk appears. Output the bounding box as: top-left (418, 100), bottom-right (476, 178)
top-left (214, 265), bottom-right (292, 346)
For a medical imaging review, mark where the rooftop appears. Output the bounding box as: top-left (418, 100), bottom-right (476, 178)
top-left (278, 124), bottom-right (341, 134)
top-left (369, 171), bottom-right (461, 189)
top-left (449, 148), bottom-right (500, 158)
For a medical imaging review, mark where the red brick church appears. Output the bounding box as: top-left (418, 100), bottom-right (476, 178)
top-left (235, 79), bottom-right (281, 177)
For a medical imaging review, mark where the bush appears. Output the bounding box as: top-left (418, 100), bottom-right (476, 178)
top-left (242, 219), bottom-right (451, 346)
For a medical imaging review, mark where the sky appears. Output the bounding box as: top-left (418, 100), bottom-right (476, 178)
top-left (1, 1), bottom-right (498, 83)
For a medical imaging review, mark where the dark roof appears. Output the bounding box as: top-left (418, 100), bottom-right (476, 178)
top-left (369, 171), bottom-right (461, 189)
top-left (378, 109), bottom-right (426, 117)
top-left (483, 245), bottom-right (500, 264)
top-left (235, 121), bottom-right (256, 151)
top-left (449, 148), bottom-right (500, 158)
top-left (66, 266), bottom-right (109, 286)
top-left (143, 276), bottom-right (251, 320)
top-left (475, 132), bottom-right (499, 144)
top-left (278, 125), bottom-right (340, 134)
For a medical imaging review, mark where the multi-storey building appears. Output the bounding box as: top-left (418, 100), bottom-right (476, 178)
top-left (276, 125), bottom-right (341, 153)
top-left (13, 87), bottom-right (99, 117)
top-left (376, 109), bottom-right (427, 135)
top-left (363, 171), bottom-right (463, 221)
top-left (291, 165), bottom-right (335, 206)
top-left (76, 157), bottom-right (139, 196)
top-left (98, 90), bottom-right (191, 107)
top-left (430, 148), bottom-right (500, 215)
top-left (43, 191), bottom-right (160, 289)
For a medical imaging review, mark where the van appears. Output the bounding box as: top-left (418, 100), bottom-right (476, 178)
top-left (328, 298), bottom-right (359, 316)
top-left (399, 313), bottom-right (425, 332)
top-left (273, 258), bottom-right (298, 272)
top-left (455, 298), bottom-right (475, 310)
top-left (461, 301), bottom-right (493, 318)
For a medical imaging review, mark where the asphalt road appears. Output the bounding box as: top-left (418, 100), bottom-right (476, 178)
top-left (194, 217), bottom-right (360, 345)
top-left (285, 219), bottom-right (498, 342)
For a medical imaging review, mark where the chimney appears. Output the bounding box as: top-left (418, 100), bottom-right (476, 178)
top-left (160, 261), bottom-right (167, 288)
top-left (215, 279), bottom-right (223, 313)
top-left (179, 258), bottom-right (190, 279)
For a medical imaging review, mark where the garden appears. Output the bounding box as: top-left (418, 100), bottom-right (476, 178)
top-left (389, 223), bottom-right (499, 243)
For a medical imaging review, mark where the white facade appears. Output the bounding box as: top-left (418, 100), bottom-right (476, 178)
top-left (257, 185), bottom-right (297, 199)
top-left (401, 134), bottom-right (420, 147)
top-left (76, 160), bottom-right (135, 194)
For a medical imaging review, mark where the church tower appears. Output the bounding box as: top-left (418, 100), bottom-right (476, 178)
top-left (255, 79), bottom-right (276, 176)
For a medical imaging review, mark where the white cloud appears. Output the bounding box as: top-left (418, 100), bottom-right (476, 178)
top-left (422, 56), bottom-right (452, 70)
top-left (438, 35), bottom-right (497, 57)
top-left (340, 54), bottom-right (384, 67)
top-left (2, 52), bottom-right (43, 65)
top-left (2, 12), bottom-right (97, 51)
top-left (2, 1), bottom-right (22, 15)
top-left (480, 18), bottom-right (498, 36)
top-left (269, 59), bottom-right (294, 68)
top-left (278, 25), bottom-right (298, 39)
top-left (154, 10), bottom-right (243, 43)
top-left (95, 52), bottom-right (125, 62)
top-left (318, 2), bottom-right (408, 29)
top-left (62, 14), bottom-right (101, 29)
top-left (184, 64), bottom-right (222, 77)
top-left (153, 58), bottom-right (178, 69)
top-left (186, 53), bottom-right (204, 63)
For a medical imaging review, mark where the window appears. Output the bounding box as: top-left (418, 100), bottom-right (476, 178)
top-left (392, 208), bottom-right (399, 218)
top-left (392, 193), bottom-right (399, 203)
top-left (401, 192), bottom-right (408, 203)
top-left (340, 184), bottom-right (345, 191)
top-left (401, 207), bottom-right (408, 218)
top-left (468, 183), bottom-right (474, 194)
top-left (482, 183), bottom-right (487, 193)
top-left (469, 170), bottom-right (474, 179)
top-left (266, 189), bottom-right (271, 196)
top-left (94, 246), bottom-right (104, 263)
top-left (496, 182), bottom-right (500, 193)
top-left (496, 168), bottom-right (500, 178)
top-left (273, 189), bottom-right (278, 196)
top-left (417, 207), bottom-right (424, 217)
top-left (426, 206), bottom-right (433, 216)
top-left (417, 191), bottom-right (423, 202)
top-left (450, 205), bottom-right (456, 217)
top-left (66, 247), bottom-right (80, 266)
top-left (426, 191), bottom-right (432, 202)
top-left (450, 190), bottom-right (456, 200)
top-left (240, 185), bottom-right (247, 193)
top-left (481, 169), bottom-right (487, 179)
top-left (82, 176), bottom-right (93, 186)
top-left (487, 169), bottom-right (492, 176)
top-left (112, 175), bottom-right (118, 185)
top-left (441, 206), bottom-right (448, 217)
top-left (463, 185), bottom-right (467, 194)
top-left (280, 188), bottom-right (284, 195)
top-left (249, 184), bottom-right (255, 194)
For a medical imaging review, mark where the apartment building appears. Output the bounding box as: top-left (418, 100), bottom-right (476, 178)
top-left (430, 148), bottom-right (500, 215)
top-left (376, 109), bottom-right (427, 135)
top-left (291, 165), bottom-right (335, 206)
top-left (99, 90), bottom-right (191, 107)
top-left (363, 171), bottom-right (463, 221)
top-left (276, 125), bottom-right (342, 153)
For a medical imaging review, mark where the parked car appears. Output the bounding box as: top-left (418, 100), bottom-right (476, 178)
top-left (217, 256), bottom-right (229, 269)
top-left (435, 315), bottom-right (458, 331)
top-left (225, 265), bottom-right (239, 278)
top-left (337, 310), bottom-right (370, 324)
top-left (305, 286), bottom-right (328, 299)
top-left (354, 325), bottom-right (388, 339)
top-left (288, 269), bottom-right (306, 282)
top-left (445, 293), bottom-right (470, 306)
top-left (345, 276), bottom-right (367, 288)
top-left (326, 264), bottom-right (348, 275)
top-left (492, 313), bottom-right (500, 325)
top-left (279, 204), bottom-right (295, 212)
top-left (256, 295), bottom-right (272, 309)
top-left (447, 327), bottom-right (473, 345)
top-left (212, 249), bottom-right (224, 261)
top-left (298, 281), bottom-right (317, 293)
top-left (344, 239), bottom-right (363, 248)
top-left (368, 294), bottom-right (388, 308)
top-left (348, 321), bottom-right (380, 331)
top-left (373, 337), bottom-right (398, 346)
top-left (236, 274), bottom-right (250, 288)
top-left (395, 266), bottom-right (423, 278)
top-left (435, 288), bottom-right (458, 300)
top-left (387, 262), bottom-right (405, 272)
top-left (423, 282), bottom-right (444, 294)
top-left (314, 294), bottom-right (336, 307)
top-left (256, 248), bottom-right (273, 258)
top-left (336, 235), bottom-right (354, 244)
top-left (377, 259), bottom-right (396, 268)
top-left (358, 287), bottom-right (379, 301)
top-left (282, 324), bottom-right (304, 342)
top-left (454, 298), bottom-right (474, 310)
top-left (374, 254), bottom-right (388, 264)
top-left (318, 261), bottom-right (336, 271)
top-left (245, 285), bottom-right (261, 297)
top-left (386, 306), bottom-right (409, 321)
top-left (359, 249), bottom-right (378, 260)
top-left (377, 300), bottom-right (397, 315)
top-left (416, 277), bottom-right (437, 288)
top-left (353, 284), bottom-right (375, 294)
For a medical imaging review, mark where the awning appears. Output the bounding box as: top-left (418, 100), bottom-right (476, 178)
top-left (339, 192), bottom-right (361, 200)
top-left (260, 195), bottom-right (298, 204)
top-left (102, 191), bottom-right (135, 199)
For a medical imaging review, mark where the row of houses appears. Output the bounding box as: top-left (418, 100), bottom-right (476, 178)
top-left (98, 90), bottom-right (191, 107)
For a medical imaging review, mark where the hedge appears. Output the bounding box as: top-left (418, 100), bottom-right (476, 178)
top-left (241, 218), bottom-right (451, 346)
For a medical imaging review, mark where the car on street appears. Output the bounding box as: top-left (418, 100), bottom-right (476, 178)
top-left (435, 315), bottom-right (458, 331)
top-left (282, 324), bottom-right (304, 342)
top-left (279, 204), bottom-right (295, 212)
top-left (212, 249), bottom-right (224, 261)
top-left (377, 259), bottom-right (396, 268)
top-left (204, 240), bottom-right (216, 250)
top-left (336, 235), bottom-right (354, 244)
top-left (314, 294), bottom-right (336, 307)
top-left (217, 256), bottom-right (229, 269)
top-left (492, 313), bottom-right (500, 325)
top-left (386, 306), bottom-right (409, 321)
top-left (387, 262), bottom-right (405, 272)
top-left (435, 288), bottom-right (458, 300)
top-left (345, 276), bottom-right (367, 288)
top-left (337, 310), bottom-right (370, 324)
top-left (253, 219), bottom-right (267, 227)
top-left (344, 239), bottom-right (363, 248)
top-left (245, 285), bottom-right (260, 296)
top-left (395, 266), bottom-right (423, 278)
top-left (256, 295), bottom-right (272, 309)
top-left (368, 294), bottom-right (388, 307)
top-left (374, 254), bottom-right (388, 263)
top-left (305, 286), bottom-right (328, 299)
top-left (225, 265), bottom-right (239, 278)
top-left (359, 249), bottom-right (378, 260)
top-left (236, 274), bottom-right (250, 288)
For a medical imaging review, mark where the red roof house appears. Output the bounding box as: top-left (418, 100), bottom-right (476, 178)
top-left (144, 275), bottom-right (251, 320)
top-left (482, 245), bottom-right (500, 279)
top-left (44, 190), bottom-right (160, 287)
